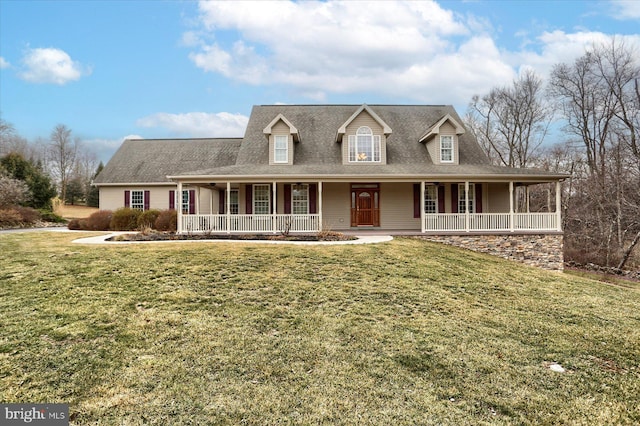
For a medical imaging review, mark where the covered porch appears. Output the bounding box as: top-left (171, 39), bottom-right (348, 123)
top-left (172, 179), bottom-right (563, 235)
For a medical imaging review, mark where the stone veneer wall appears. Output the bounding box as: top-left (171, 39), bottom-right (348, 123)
top-left (417, 234), bottom-right (564, 271)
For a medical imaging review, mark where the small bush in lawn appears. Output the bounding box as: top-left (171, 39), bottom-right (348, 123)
top-left (85, 210), bottom-right (113, 231)
top-left (0, 209), bottom-right (22, 227)
top-left (154, 209), bottom-right (177, 232)
top-left (14, 206), bottom-right (41, 224)
top-left (138, 209), bottom-right (160, 229)
top-left (68, 219), bottom-right (81, 230)
top-left (110, 208), bottom-right (141, 231)
top-left (38, 210), bottom-right (67, 223)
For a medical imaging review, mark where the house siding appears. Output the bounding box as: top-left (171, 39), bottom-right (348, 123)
top-left (99, 186), bottom-right (214, 214)
top-left (321, 182), bottom-right (351, 230)
top-left (268, 120), bottom-right (294, 165)
top-left (342, 111), bottom-right (387, 165)
top-left (380, 183), bottom-right (420, 229)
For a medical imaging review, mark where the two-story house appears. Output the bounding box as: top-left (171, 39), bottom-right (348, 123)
top-left (95, 104), bottom-right (565, 236)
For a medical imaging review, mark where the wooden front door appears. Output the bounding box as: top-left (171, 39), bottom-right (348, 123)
top-left (351, 184), bottom-right (380, 227)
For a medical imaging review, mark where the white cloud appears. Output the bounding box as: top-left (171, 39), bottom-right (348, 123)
top-left (609, 0), bottom-right (640, 20)
top-left (0, 57), bottom-right (10, 69)
top-left (509, 31), bottom-right (640, 78)
top-left (185, 0), bottom-right (640, 106)
top-left (136, 112), bottom-right (249, 138)
top-left (19, 47), bottom-right (91, 85)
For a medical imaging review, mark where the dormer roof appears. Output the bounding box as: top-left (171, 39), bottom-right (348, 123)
top-left (336, 104), bottom-right (392, 142)
top-left (263, 113), bottom-right (300, 142)
top-left (419, 113), bottom-right (466, 143)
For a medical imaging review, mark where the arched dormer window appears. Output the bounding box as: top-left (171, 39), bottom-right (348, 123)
top-left (348, 126), bottom-right (381, 162)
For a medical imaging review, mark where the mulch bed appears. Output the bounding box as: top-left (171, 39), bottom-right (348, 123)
top-left (107, 232), bottom-right (356, 242)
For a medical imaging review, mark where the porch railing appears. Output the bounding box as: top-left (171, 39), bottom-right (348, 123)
top-left (181, 214), bottom-right (321, 234)
top-left (423, 212), bottom-right (558, 232)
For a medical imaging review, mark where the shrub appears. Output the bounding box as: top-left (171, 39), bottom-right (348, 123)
top-left (67, 219), bottom-right (82, 230)
top-left (38, 210), bottom-right (67, 223)
top-left (85, 210), bottom-right (113, 231)
top-left (14, 206), bottom-right (41, 224)
top-left (0, 209), bottom-right (22, 227)
top-left (110, 208), bottom-right (141, 231)
top-left (154, 209), bottom-right (177, 232)
top-left (137, 209), bottom-right (161, 229)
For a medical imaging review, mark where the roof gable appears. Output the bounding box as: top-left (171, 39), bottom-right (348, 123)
top-left (263, 113), bottom-right (300, 142)
top-left (419, 113), bottom-right (466, 143)
top-left (336, 104), bottom-right (392, 142)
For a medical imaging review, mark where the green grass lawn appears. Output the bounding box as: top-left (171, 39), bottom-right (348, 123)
top-left (1, 232), bottom-right (639, 425)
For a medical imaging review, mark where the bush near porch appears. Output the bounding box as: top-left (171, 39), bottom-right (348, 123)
top-left (1, 233), bottom-right (638, 424)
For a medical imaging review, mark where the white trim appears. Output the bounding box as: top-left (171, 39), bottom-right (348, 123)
top-left (419, 113), bottom-right (466, 142)
top-left (274, 135), bottom-right (289, 163)
top-left (336, 104), bottom-right (392, 141)
top-left (263, 113), bottom-right (299, 142)
top-left (440, 135), bottom-right (454, 163)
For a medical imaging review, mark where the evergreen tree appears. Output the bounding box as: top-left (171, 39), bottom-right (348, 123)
top-left (0, 153), bottom-right (57, 210)
top-left (86, 161), bottom-right (103, 208)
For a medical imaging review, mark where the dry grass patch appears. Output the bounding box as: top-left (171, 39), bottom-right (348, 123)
top-left (1, 232), bottom-right (639, 424)
top-left (54, 204), bottom-right (99, 219)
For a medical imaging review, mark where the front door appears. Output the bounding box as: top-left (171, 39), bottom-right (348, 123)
top-left (351, 184), bottom-right (380, 227)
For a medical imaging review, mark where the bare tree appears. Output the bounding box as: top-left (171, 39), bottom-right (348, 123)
top-left (49, 124), bottom-right (78, 204)
top-left (466, 69), bottom-right (552, 168)
top-left (549, 40), bottom-right (640, 268)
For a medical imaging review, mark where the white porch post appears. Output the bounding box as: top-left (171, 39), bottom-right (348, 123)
top-left (177, 181), bottom-right (183, 234)
top-left (526, 186), bottom-right (530, 213)
top-left (465, 181), bottom-right (470, 232)
top-left (318, 181), bottom-right (323, 232)
top-left (272, 181), bottom-right (277, 234)
top-left (196, 186), bottom-right (200, 215)
top-left (509, 181), bottom-right (514, 232)
top-left (420, 181), bottom-right (425, 233)
top-left (226, 182), bottom-right (231, 234)
top-left (209, 188), bottom-right (213, 215)
top-left (555, 180), bottom-right (562, 232)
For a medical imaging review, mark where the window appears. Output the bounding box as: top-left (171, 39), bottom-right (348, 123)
top-left (131, 190), bottom-right (144, 210)
top-left (440, 135), bottom-right (453, 163)
top-left (229, 190), bottom-right (239, 214)
top-left (349, 126), bottom-right (381, 162)
top-left (291, 184), bottom-right (309, 214)
top-left (253, 184), bottom-right (270, 214)
top-left (181, 190), bottom-right (190, 214)
top-left (274, 135), bottom-right (288, 163)
top-left (458, 184), bottom-right (475, 213)
top-left (424, 185), bottom-right (437, 214)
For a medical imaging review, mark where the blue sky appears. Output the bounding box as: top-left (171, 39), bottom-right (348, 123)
top-left (1, 0), bottom-right (639, 162)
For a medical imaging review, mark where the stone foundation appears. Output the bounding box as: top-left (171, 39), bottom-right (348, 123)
top-left (417, 234), bottom-right (564, 271)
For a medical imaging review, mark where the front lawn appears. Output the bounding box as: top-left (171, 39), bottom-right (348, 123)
top-left (1, 232), bottom-right (638, 424)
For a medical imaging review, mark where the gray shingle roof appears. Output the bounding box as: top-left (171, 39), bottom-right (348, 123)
top-left (94, 138), bottom-right (242, 184)
top-left (95, 105), bottom-right (566, 184)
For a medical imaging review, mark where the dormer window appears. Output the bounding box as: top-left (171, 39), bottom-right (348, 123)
top-left (348, 126), bottom-right (381, 162)
top-left (274, 135), bottom-right (288, 163)
top-left (440, 135), bottom-right (454, 163)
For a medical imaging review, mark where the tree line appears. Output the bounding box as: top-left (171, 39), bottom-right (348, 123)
top-left (0, 122), bottom-right (103, 210)
top-left (466, 39), bottom-right (640, 270)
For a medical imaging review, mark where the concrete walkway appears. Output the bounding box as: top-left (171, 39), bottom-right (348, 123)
top-left (71, 232), bottom-right (393, 245)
